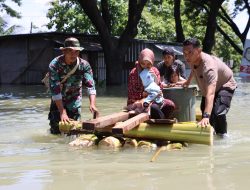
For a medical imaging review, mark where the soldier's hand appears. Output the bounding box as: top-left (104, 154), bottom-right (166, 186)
top-left (90, 105), bottom-right (99, 118)
top-left (60, 109), bottom-right (70, 124)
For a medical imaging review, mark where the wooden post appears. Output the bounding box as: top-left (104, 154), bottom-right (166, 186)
top-left (112, 113), bottom-right (149, 135)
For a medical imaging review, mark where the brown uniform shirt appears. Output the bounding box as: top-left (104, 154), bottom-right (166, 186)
top-left (193, 52), bottom-right (237, 97)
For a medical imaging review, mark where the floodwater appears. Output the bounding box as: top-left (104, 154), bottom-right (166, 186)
top-left (0, 76), bottom-right (250, 190)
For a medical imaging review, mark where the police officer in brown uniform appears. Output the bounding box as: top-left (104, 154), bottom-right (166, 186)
top-left (182, 38), bottom-right (237, 137)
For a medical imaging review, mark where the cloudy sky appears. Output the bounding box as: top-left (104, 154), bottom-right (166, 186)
top-left (3, 0), bottom-right (250, 38)
top-left (3, 0), bottom-right (52, 33)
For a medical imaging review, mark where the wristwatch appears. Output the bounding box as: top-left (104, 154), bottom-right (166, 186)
top-left (202, 112), bottom-right (210, 119)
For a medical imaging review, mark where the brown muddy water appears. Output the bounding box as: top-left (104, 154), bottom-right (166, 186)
top-left (0, 76), bottom-right (250, 190)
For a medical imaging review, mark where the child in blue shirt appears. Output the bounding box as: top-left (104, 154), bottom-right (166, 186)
top-left (126, 53), bottom-right (164, 113)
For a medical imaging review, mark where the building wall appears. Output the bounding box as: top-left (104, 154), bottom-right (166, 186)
top-left (0, 33), bottom-right (183, 85)
top-left (0, 33), bottom-right (102, 85)
top-left (0, 36), bottom-right (54, 84)
top-left (0, 37), bottom-right (27, 84)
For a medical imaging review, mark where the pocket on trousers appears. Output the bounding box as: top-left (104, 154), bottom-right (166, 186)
top-left (215, 95), bottom-right (232, 116)
top-left (220, 95), bottom-right (232, 107)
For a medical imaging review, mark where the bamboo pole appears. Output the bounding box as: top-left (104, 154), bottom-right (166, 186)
top-left (59, 120), bottom-right (82, 133)
top-left (150, 146), bottom-right (166, 162)
top-left (124, 122), bottom-right (213, 146)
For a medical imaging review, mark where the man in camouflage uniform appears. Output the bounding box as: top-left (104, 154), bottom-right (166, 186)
top-left (48, 37), bottom-right (99, 134)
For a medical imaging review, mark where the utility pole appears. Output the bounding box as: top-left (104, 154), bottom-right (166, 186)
top-left (30, 22), bottom-right (33, 33)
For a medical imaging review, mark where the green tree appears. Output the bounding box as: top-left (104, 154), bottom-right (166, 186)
top-left (182, 0), bottom-right (243, 64)
top-left (137, 0), bottom-right (175, 41)
top-left (47, 0), bottom-right (97, 33)
top-left (47, 0), bottom-right (129, 36)
top-left (77, 0), bottom-right (148, 85)
top-left (0, 0), bottom-right (21, 35)
top-left (46, 0), bottom-right (247, 74)
top-left (48, 0), bottom-right (147, 85)
top-left (184, 0), bottom-right (249, 54)
top-left (183, 0), bottom-right (226, 54)
top-left (218, 0), bottom-right (249, 52)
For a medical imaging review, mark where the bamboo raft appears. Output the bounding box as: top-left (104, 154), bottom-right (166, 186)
top-left (62, 111), bottom-right (213, 146)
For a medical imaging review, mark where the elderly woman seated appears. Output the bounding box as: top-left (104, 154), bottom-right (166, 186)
top-left (126, 48), bottom-right (176, 119)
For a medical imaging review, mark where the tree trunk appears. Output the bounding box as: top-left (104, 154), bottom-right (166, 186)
top-left (77, 0), bottom-right (147, 86)
top-left (202, 0), bottom-right (223, 54)
top-left (103, 44), bottom-right (124, 85)
top-left (174, 0), bottom-right (185, 43)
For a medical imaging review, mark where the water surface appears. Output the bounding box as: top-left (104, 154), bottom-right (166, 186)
top-left (0, 78), bottom-right (250, 190)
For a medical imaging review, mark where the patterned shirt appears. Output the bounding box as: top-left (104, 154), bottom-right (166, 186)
top-left (49, 55), bottom-right (96, 113)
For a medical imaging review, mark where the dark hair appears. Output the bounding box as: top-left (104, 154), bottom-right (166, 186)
top-left (183, 38), bottom-right (201, 48)
top-left (162, 47), bottom-right (175, 56)
top-left (170, 65), bottom-right (179, 75)
top-left (168, 65), bottom-right (179, 82)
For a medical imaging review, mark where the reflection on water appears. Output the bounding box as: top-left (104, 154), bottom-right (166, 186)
top-left (0, 77), bottom-right (250, 190)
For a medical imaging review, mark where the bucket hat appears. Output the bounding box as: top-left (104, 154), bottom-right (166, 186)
top-left (60, 37), bottom-right (84, 51)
